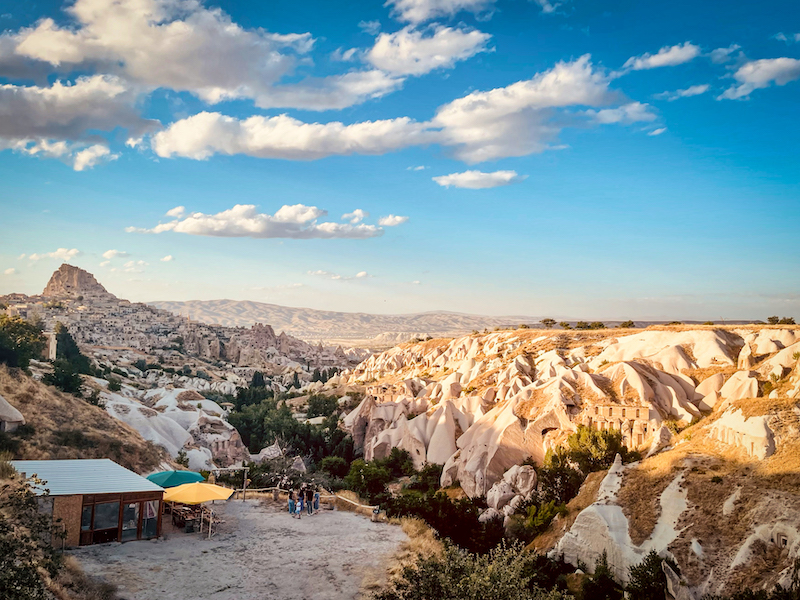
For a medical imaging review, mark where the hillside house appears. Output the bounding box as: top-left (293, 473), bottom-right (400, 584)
top-left (0, 393), bottom-right (25, 432)
top-left (10, 459), bottom-right (164, 547)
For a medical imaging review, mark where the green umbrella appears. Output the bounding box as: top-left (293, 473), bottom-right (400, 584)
top-left (146, 470), bottom-right (205, 488)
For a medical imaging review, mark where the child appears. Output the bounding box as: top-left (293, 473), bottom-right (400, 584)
top-left (295, 499), bottom-right (302, 520)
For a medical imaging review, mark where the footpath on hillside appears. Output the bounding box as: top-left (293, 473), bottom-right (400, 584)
top-left (71, 499), bottom-right (408, 600)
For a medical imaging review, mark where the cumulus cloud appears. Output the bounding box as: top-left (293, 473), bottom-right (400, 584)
top-left (99, 260), bottom-right (110, 267)
top-left (623, 42), bottom-right (701, 71)
top-left (432, 169), bottom-right (525, 188)
top-left (149, 56), bottom-right (640, 165)
top-left (165, 206), bottom-right (186, 218)
top-left (386, 0), bottom-right (497, 24)
top-left (151, 112), bottom-right (432, 161)
top-left (378, 214), bottom-right (409, 226)
top-left (73, 144), bottom-right (118, 171)
top-left (532, 0), bottom-right (563, 14)
top-left (25, 248), bottom-right (81, 261)
top-left (709, 44), bottom-right (741, 64)
top-left (0, 75), bottom-right (158, 169)
top-left (102, 249), bottom-right (129, 259)
top-left (7, 0), bottom-right (312, 105)
top-left (407, 165), bottom-right (428, 170)
top-left (121, 260), bottom-right (148, 272)
top-left (654, 84), bottom-right (710, 101)
top-left (342, 209), bottom-right (369, 224)
top-left (585, 102), bottom-right (657, 124)
top-left (718, 57), bottom-right (800, 99)
top-left (160, 255), bottom-right (174, 262)
top-left (772, 33), bottom-right (800, 44)
top-left (3, 268), bottom-right (17, 275)
top-left (647, 127), bottom-right (667, 136)
top-left (127, 203), bottom-right (387, 239)
top-left (367, 25), bottom-right (491, 76)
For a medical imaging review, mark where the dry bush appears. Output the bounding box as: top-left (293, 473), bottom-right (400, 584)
top-left (49, 556), bottom-right (119, 600)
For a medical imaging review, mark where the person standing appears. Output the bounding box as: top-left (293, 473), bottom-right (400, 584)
top-left (288, 489), bottom-right (296, 518)
top-left (313, 490), bottom-right (320, 512)
top-left (305, 487), bottom-right (314, 516)
top-left (298, 487), bottom-right (305, 513)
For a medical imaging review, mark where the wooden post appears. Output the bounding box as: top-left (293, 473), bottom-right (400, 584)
top-left (242, 467), bottom-right (249, 502)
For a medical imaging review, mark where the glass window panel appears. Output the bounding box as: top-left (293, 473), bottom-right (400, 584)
top-left (93, 501), bottom-right (120, 530)
top-left (142, 500), bottom-right (159, 538)
top-left (81, 505), bottom-right (92, 531)
top-left (121, 503), bottom-right (139, 541)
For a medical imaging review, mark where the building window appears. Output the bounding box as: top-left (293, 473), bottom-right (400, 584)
top-left (621, 408), bottom-right (626, 418)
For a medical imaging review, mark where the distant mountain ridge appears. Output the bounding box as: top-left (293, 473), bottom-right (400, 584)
top-left (149, 299), bottom-right (538, 344)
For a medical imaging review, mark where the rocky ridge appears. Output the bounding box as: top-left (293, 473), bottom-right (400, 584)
top-left (339, 325), bottom-right (800, 594)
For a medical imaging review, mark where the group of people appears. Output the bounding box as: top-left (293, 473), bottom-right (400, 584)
top-left (287, 486), bottom-right (320, 519)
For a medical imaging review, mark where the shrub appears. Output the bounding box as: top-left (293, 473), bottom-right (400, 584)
top-left (344, 459), bottom-right (392, 504)
top-left (54, 322), bottom-right (93, 375)
top-left (374, 542), bottom-right (572, 600)
top-left (107, 377), bottom-right (122, 392)
top-left (306, 394), bottom-right (339, 418)
top-left (537, 446), bottom-right (585, 505)
top-left (176, 449), bottom-right (189, 468)
top-left (52, 430), bottom-right (97, 449)
top-left (618, 320), bottom-right (635, 329)
top-left (559, 322), bottom-right (572, 330)
top-left (319, 456), bottom-right (349, 478)
top-left (405, 463), bottom-right (444, 495)
top-left (582, 551), bottom-right (623, 600)
top-left (541, 319), bottom-right (556, 329)
top-left (627, 550), bottom-right (669, 600)
top-left (0, 315), bottom-right (45, 371)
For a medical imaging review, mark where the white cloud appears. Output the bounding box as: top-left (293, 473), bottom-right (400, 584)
top-left (26, 248), bottom-right (81, 261)
top-left (719, 57), bottom-right (800, 99)
top-left (122, 260), bottom-right (148, 272)
top-left (127, 203), bottom-right (385, 239)
top-left (709, 44), bottom-right (740, 64)
top-left (647, 127), bottom-right (667, 136)
top-left (772, 33), bottom-right (800, 44)
top-left (73, 144), bottom-right (118, 171)
top-left (654, 84), bottom-right (709, 101)
top-left (8, 0), bottom-right (313, 106)
top-left (432, 169), bottom-right (526, 188)
top-left (166, 206), bottom-right (186, 218)
top-left (152, 112), bottom-right (432, 160)
top-left (342, 209), bottom-right (369, 224)
top-left (532, 0), bottom-right (563, 14)
top-left (331, 47), bottom-right (359, 62)
top-left (386, 0), bottom-right (497, 24)
top-left (407, 165), bottom-right (428, 170)
top-left (160, 255), bottom-right (174, 262)
top-left (0, 75), bottom-right (157, 168)
top-left (149, 56), bottom-right (640, 165)
top-left (3, 268), bottom-right (16, 275)
top-left (308, 269), bottom-right (371, 280)
top-left (367, 25), bottom-right (491, 76)
top-left (623, 42), bottom-right (701, 71)
top-left (99, 260), bottom-right (110, 267)
top-left (585, 102), bottom-right (657, 124)
top-left (358, 20), bottom-right (382, 35)
top-left (432, 55), bottom-right (615, 162)
top-left (102, 249), bottom-right (129, 259)
top-left (378, 214), bottom-right (409, 226)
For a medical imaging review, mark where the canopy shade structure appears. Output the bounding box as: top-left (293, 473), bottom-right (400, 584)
top-left (146, 470), bottom-right (205, 488)
top-left (163, 482), bottom-right (233, 505)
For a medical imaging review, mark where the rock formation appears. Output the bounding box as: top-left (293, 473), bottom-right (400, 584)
top-left (42, 263), bottom-right (114, 299)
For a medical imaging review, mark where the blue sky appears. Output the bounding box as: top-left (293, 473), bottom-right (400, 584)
top-left (0, 0), bottom-right (798, 320)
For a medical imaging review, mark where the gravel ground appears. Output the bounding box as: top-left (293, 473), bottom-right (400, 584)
top-left (71, 500), bottom-right (407, 600)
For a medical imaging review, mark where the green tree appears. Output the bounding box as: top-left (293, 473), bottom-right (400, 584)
top-left (53, 322), bottom-right (92, 374)
top-left (537, 446), bottom-right (585, 505)
top-left (626, 550), bottom-right (667, 600)
top-left (575, 321), bottom-right (590, 330)
top-left (319, 456), bottom-right (349, 478)
top-left (306, 394), bottom-right (339, 418)
top-left (43, 360), bottom-right (83, 396)
top-left (582, 551), bottom-right (622, 599)
top-left (250, 371), bottom-right (266, 388)
top-left (344, 459), bottom-right (392, 503)
top-left (618, 320), bottom-right (635, 329)
top-left (292, 372), bottom-right (300, 389)
top-left (589, 321), bottom-right (606, 330)
top-left (559, 322), bottom-right (572, 330)
top-left (0, 316), bottom-right (45, 370)
top-left (768, 316), bottom-right (780, 325)
top-left (566, 425), bottom-right (630, 474)
top-left (540, 319), bottom-right (556, 329)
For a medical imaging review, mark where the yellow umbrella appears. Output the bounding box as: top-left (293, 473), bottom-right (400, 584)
top-left (163, 482), bottom-right (234, 505)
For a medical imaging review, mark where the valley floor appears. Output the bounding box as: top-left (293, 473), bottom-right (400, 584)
top-left (71, 500), bottom-right (407, 600)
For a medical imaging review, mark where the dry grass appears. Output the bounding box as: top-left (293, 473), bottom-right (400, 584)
top-left (526, 470), bottom-right (607, 554)
top-left (0, 365), bottom-right (169, 473)
top-left (49, 556), bottom-right (119, 600)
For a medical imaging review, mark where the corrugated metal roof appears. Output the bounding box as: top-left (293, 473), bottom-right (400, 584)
top-left (10, 459), bottom-right (164, 496)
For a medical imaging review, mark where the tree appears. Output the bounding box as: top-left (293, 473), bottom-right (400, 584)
top-left (582, 551), bottom-right (622, 600)
top-left (250, 371), bottom-right (266, 388)
top-left (537, 446), bottom-right (584, 505)
top-left (54, 322), bottom-right (92, 375)
top-left (344, 459), bottom-right (392, 503)
top-left (292, 372), bottom-right (300, 389)
top-left (559, 322), bottom-right (572, 330)
top-left (780, 317), bottom-right (796, 325)
top-left (311, 368), bottom-right (321, 382)
top-left (566, 425), bottom-right (631, 474)
top-left (0, 316), bottom-right (45, 370)
top-left (618, 320), bottom-right (635, 329)
top-left (575, 321), bottom-right (590, 330)
top-left (768, 316), bottom-right (780, 325)
top-left (541, 319), bottom-right (556, 329)
top-left (626, 550), bottom-right (667, 600)
top-left (589, 322), bottom-right (606, 330)
top-left (43, 360), bottom-right (83, 396)
top-left (320, 456), bottom-right (348, 478)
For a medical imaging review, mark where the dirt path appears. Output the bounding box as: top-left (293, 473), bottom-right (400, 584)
top-left (71, 500), bottom-right (407, 600)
